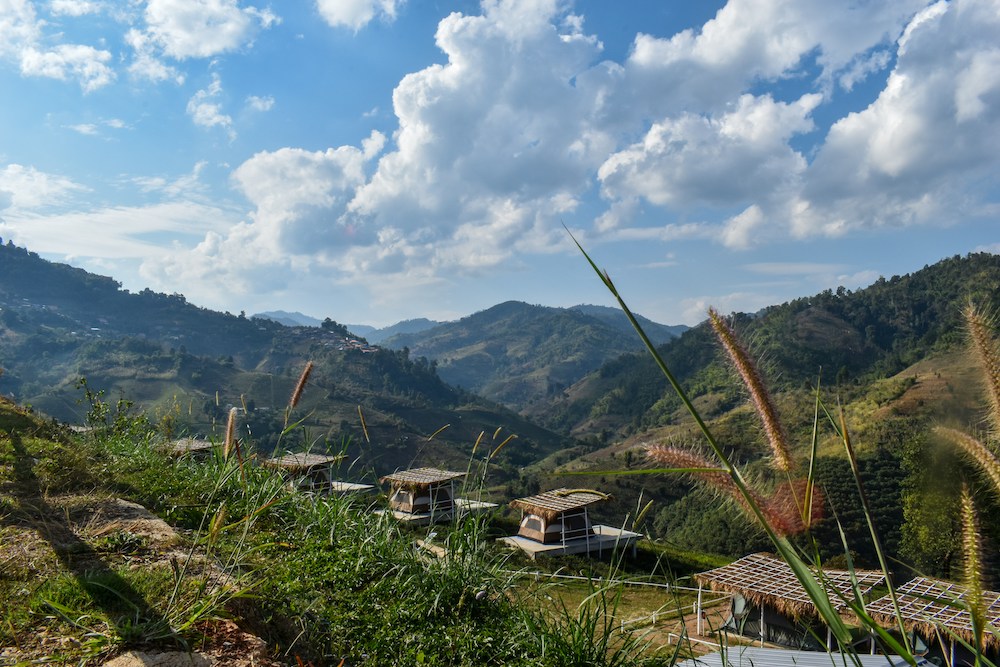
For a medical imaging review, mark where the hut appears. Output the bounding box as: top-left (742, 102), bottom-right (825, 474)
top-left (675, 646), bottom-right (928, 666)
top-left (694, 553), bottom-right (885, 649)
top-left (498, 488), bottom-right (642, 559)
top-left (379, 467), bottom-right (496, 524)
top-left (866, 576), bottom-right (1000, 666)
top-left (164, 437), bottom-right (214, 459)
top-left (262, 452), bottom-right (363, 494)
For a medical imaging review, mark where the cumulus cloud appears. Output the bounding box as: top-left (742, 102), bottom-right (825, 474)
top-left (143, 0), bottom-right (278, 59)
top-left (126, 0), bottom-right (278, 81)
top-left (599, 93), bottom-right (821, 210)
top-left (315, 0), bottom-right (401, 30)
top-left (0, 0), bottom-right (114, 90)
top-left (797, 0), bottom-right (1000, 236)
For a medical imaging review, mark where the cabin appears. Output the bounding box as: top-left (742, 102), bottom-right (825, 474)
top-left (693, 553), bottom-right (885, 650)
top-left (378, 467), bottom-right (496, 524)
top-left (164, 437), bottom-right (214, 459)
top-left (866, 576), bottom-right (1000, 666)
top-left (262, 452), bottom-right (364, 495)
top-left (498, 488), bottom-right (642, 559)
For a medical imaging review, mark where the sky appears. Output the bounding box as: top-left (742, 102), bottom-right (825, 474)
top-left (0, 0), bottom-right (998, 328)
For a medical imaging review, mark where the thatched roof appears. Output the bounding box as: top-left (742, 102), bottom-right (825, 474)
top-left (694, 552), bottom-right (885, 619)
top-left (263, 452), bottom-right (344, 472)
top-left (166, 437), bottom-right (214, 457)
top-left (379, 467), bottom-right (465, 488)
top-left (509, 488), bottom-right (610, 521)
top-left (866, 576), bottom-right (1000, 648)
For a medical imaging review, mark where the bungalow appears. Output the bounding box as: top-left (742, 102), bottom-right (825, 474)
top-left (866, 576), bottom-right (1000, 666)
top-left (262, 452), bottom-right (363, 495)
top-left (379, 467), bottom-right (496, 525)
top-left (498, 488), bottom-right (642, 559)
top-left (693, 553), bottom-right (885, 650)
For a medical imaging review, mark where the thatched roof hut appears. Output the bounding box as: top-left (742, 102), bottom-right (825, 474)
top-left (380, 467), bottom-right (465, 515)
top-left (379, 467), bottom-right (464, 489)
top-left (695, 552), bottom-right (885, 620)
top-left (509, 488), bottom-right (609, 520)
top-left (867, 576), bottom-right (1000, 650)
top-left (508, 488), bottom-right (610, 545)
top-left (263, 452), bottom-right (348, 493)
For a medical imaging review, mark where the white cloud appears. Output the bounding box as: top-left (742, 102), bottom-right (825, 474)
top-left (48, 0), bottom-right (102, 16)
top-left (245, 94), bottom-right (274, 111)
top-left (798, 0), bottom-right (1000, 236)
top-left (0, 0), bottom-right (114, 90)
top-left (69, 123), bottom-right (99, 135)
top-left (599, 93), bottom-right (820, 209)
top-left (125, 27), bottom-right (184, 84)
top-left (20, 43), bottom-right (115, 91)
top-left (186, 73), bottom-right (235, 139)
top-left (0, 164), bottom-right (87, 210)
top-left (315, 0), bottom-right (401, 30)
top-left (142, 0), bottom-right (278, 59)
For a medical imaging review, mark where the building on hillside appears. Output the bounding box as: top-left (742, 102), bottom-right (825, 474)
top-left (378, 467), bottom-right (497, 525)
top-left (693, 552), bottom-right (886, 650)
top-left (262, 452), bottom-right (370, 495)
top-left (866, 576), bottom-right (1000, 666)
top-left (164, 437), bottom-right (214, 459)
top-left (675, 646), bottom-right (928, 667)
top-left (498, 488), bottom-right (642, 559)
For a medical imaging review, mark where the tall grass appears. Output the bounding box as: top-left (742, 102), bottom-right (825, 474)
top-left (570, 233), bottom-right (1000, 665)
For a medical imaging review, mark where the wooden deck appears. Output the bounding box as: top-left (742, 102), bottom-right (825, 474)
top-left (498, 525), bottom-right (643, 559)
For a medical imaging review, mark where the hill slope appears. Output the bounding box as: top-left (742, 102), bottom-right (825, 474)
top-left (381, 300), bottom-right (684, 412)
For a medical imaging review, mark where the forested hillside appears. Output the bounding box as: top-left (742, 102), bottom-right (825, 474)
top-left (548, 252), bottom-right (1000, 439)
top-left (382, 300), bottom-right (684, 411)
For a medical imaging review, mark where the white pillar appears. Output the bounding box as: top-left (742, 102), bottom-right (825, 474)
top-left (696, 586), bottom-right (704, 636)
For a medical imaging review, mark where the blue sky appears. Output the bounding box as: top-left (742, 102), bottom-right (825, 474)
top-left (1, 0), bottom-right (998, 327)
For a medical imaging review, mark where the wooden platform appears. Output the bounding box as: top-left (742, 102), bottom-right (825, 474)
top-left (377, 498), bottom-right (499, 525)
top-left (327, 481), bottom-right (375, 495)
top-left (498, 525), bottom-right (642, 559)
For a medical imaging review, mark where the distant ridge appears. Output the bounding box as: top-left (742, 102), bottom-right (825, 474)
top-left (254, 310), bottom-right (324, 327)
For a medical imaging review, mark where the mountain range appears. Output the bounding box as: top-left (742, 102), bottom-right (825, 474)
top-left (4, 239), bottom-right (1000, 575)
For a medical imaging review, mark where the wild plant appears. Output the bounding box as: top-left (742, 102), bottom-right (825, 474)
top-left (570, 234), bottom-right (939, 663)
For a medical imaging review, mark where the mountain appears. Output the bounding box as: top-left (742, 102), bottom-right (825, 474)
top-left (253, 310), bottom-right (324, 327)
top-left (0, 242), bottom-right (572, 476)
top-left (380, 300), bottom-right (684, 415)
top-left (545, 252), bottom-right (1000, 439)
top-left (570, 304), bottom-right (688, 344)
top-left (353, 318), bottom-right (442, 344)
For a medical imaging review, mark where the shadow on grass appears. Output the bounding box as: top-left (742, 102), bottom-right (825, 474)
top-left (3, 430), bottom-right (179, 648)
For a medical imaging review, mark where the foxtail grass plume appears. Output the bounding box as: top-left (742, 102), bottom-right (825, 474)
top-left (960, 483), bottom-right (987, 651)
top-left (965, 303), bottom-right (1000, 436)
top-left (935, 426), bottom-right (1000, 499)
top-left (223, 407), bottom-right (238, 460)
top-left (708, 308), bottom-right (794, 473)
top-left (289, 361), bottom-right (314, 410)
top-left (357, 405), bottom-right (370, 444)
top-left (647, 444), bottom-right (813, 536)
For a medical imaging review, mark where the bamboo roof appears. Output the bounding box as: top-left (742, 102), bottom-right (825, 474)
top-left (695, 552), bottom-right (885, 619)
top-left (379, 467), bottom-right (465, 488)
top-left (510, 488), bottom-right (609, 520)
top-left (165, 437), bottom-right (214, 457)
top-left (867, 576), bottom-right (1000, 648)
top-left (263, 452), bottom-right (344, 472)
